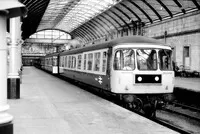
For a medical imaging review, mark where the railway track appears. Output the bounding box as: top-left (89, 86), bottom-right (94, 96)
top-left (155, 101), bottom-right (200, 134)
top-left (118, 103), bottom-right (193, 134)
top-left (111, 101), bottom-right (193, 134)
top-left (153, 118), bottom-right (192, 134)
top-left (163, 102), bottom-right (200, 122)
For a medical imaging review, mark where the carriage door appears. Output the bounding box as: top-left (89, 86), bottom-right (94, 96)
top-left (111, 48), bottom-right (135, 93)
top-left (183, 46), bottom-right (190, 69)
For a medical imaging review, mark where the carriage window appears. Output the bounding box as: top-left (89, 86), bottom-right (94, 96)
top-left (49, 58), bottom-right (51, 65)
top-left (65, 56), bottom-right (67, 67)
top-left (53, 57), bottom-right (55, 66)
top-left (102, 51), bottom-right (107, 72)
top-left (53, 56), bottom-right (57, 66)
top-left (87, 53), bottom-right (93, 71)
top-left (84, 54), bottom-right (87, 70)
top-left (50, 58), bottom-right (52, 65)
top-left (60, 57), bottom-right (62, 67)
top-left (62, 56), bottom-right (64, 67)
top-left (71, 56), bottom-right (74, 68)
top-left (63, 56), bottom-right (65, 67)
top-left (59, 57), bottom-right (61, 67)
top-left (137, 49), bottom-right (157, 70)
top-left (94, 52), bottom-right (101, 71)
top-left (70, 56), bottom-right (74, 68)
top-left (114, 49), bottom-right (135, 70)
top-left (159, 49), bottom-right (172, 70)
top-left (77, 55), bottom-right (82, 69)
top-left (72, 56), bottom-right (76, 69)
top-left (59, 57), bottom-right (62, 67)
top-left (68, 56), bottom-right (71, 68)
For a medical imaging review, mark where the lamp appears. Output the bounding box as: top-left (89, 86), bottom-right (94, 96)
top-left (0, 0), bottom-right (27, 18)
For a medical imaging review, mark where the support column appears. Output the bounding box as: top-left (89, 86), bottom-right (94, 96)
top-left (17, 21), bottom-right (23, 84)
top-left (0, 11), bottom-right (13, 134)
top-left (7, 17), bottom-right (21, 99)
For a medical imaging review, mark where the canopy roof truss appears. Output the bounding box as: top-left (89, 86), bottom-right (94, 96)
top-left (21, 0), bottom-right (200, 42)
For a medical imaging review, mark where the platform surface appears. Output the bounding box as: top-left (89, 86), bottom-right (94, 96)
top-left (175, 77), bottom-right (200, 92)
top-left (8, 67), bottom-right (179, 134)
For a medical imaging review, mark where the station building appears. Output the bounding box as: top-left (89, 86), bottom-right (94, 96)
top-left (1, 0), bottom-right (200, 133)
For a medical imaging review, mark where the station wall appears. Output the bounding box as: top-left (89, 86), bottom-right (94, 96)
top-left (144, 11), bottom-right (200, 72)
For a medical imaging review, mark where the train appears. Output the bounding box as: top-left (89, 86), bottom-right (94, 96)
top-left (34, 36), bottom-right (174, 117)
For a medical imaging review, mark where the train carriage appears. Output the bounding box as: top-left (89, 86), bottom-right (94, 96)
top-left (44, 52), bottom-right (59, 74)
top-left (59, 47), bottom-right (110, 90)
top-left (47, 36), bottom-right (174, 116)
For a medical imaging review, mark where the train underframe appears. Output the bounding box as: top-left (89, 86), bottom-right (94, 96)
top-left (118, 93), bottom-right (174, 117)
top-left (52, 73), bottom-right (174, 118)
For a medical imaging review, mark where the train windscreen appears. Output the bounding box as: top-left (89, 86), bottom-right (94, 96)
top-left (114, 48), bottom-right (172, 71)
top-left (136, 49), bottom-right (157, 70)
top-left (158, 49), bottom-right (172, 70)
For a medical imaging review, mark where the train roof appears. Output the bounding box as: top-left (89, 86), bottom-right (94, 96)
top-left (60, 36), bottom-right (168, 55)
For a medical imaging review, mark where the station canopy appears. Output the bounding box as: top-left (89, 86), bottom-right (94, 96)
top-left (21, 0), bottom-right (200, 43)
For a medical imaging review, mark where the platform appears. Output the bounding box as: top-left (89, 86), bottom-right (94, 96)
top-left (7, 67), bottom-right (178, 134)
top-left (174, 77), bottom-right (200, 104)
top-left (174, 77), bottom-right (200, 92)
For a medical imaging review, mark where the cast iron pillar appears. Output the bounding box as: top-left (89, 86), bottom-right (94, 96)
top-left (0, 11), bottom-right (13, 134)
top-left (18, 40), bottom-right (23, 84)
top-left (0, 0), bottom-right (26, 133)
top-left (7, 17), bottom-right (21, 99)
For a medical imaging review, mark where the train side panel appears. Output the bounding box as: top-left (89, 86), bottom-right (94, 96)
top-left (60, 70), bottom-right (111, 91)
top-left (59, 48), bottom-right (111, 90)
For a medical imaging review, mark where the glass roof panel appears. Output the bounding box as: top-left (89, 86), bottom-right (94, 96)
top-left (179, 0), bottom-right (197, 11)
top-left (134, 0), bottom-right (158, 21)
top-left (55, 0), bottom-right (120, 32)
top-left (162, 0), bottom-right (183, 13)
top-left (30, 30), bottom-right (71, 39)
top-left (147, 0), bottom-right (170, 19)
top-left (123, 1), bottom-right (150, 23)
top-left (37, 0), bottom-right (73, 31)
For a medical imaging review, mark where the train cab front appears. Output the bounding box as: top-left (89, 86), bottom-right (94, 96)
top-left (111, 45), bottom-right (174, 117)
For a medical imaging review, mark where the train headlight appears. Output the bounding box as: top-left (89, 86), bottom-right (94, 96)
top-left (137, 76), bottom-right (142, 82)
top-left (155, 76), bottom-right (159, 81)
